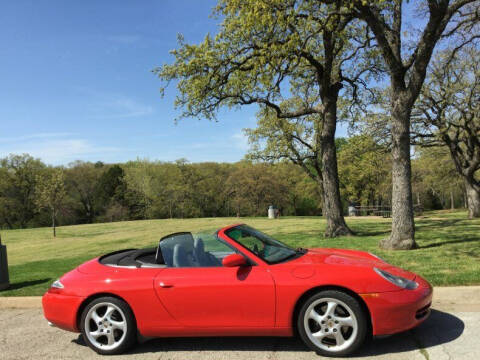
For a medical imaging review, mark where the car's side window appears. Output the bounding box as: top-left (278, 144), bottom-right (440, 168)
top-left (159, 232), bottom-right (238, 268)
top-left (192, 233), bottom-right (235, 267)
top-left (158, 233), bottom-right (196, 267)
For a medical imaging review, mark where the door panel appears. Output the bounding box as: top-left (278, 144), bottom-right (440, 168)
top-left (154, 266), bottom-right (275, 328)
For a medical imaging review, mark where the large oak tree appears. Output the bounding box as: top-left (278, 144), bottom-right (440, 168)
top-left (413, 46), bottom-right (480, 218)
top-left (155, 0), bottom-right (378, 237)
top-left (349, 0), bottom-right (479, 248)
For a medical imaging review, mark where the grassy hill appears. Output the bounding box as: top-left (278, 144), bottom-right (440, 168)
top-left (1, 210), bottom-right (479, 296)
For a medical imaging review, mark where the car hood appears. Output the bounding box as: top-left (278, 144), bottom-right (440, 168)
top-left (295, 247), bottom-right (416, 280)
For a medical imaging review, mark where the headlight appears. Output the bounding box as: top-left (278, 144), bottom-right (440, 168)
top-left (374, 267), bottom-right (418, 290)
top-left (51, 279), bottom-right (64, 289)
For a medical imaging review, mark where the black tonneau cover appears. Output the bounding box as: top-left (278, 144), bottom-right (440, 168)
top-left (99, 248), bottom-right (162, 267)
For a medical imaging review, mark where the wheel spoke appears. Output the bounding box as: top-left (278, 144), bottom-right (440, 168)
top-left (336, 316), bottom-right (354, 328)
top-left (89, 330), bottom-right (103, 339)
top-left (110, 320), bottom-right (126, 332)
top-left (334, 330), bottom-right (346, 346)
top-left (308, 309), bottom-right (324, 325)
top-left (91, 310), bottom-right (102, 324)
top-left (104, 305), bottom-right (116, 320)
top-left (311, 330), bottom-right (327, 339)
top-left (324, 301), bottom-right (337, 317)
top-left (106, 331), bottom-right (115, 346)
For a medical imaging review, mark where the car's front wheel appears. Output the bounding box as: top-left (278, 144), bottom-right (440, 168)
top-left (297, 290), bottom-right (368, 357)
top-left (80, 296), bottom-right (137, 355)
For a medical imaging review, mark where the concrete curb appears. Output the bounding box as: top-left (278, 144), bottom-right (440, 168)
top-left (0, 296), bottom-right (42, 309)
top-left (433, 286), bottom-right (480, 312)
top-left (1, 286), bottom-right (479, 311)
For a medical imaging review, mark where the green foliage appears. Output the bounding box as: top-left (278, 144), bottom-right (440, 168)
top-left (96, 165), bottom-right (126, 205)
top-left (225, 162), bottom-right (286, 216)
top-left (0, 147), bottom-right (470, 229)
top-left (154, 0), bottom-right (381, 135)
top-left (64, 161), bottom-right (104, 224)
top-left (35, 168), bottom-right (66, 213)
top-left (0, 154), bottom-right (45, 228)
top-left (412, 147), bottom-right (463, 209)
top-left (35, 168), bottom-right (67, 236)
top-left (245, 102), bottom-right (324, 181)
top-left (414, 46), bottom-right (480, 186)
top-left (337, 135), bottom-right (391, 205)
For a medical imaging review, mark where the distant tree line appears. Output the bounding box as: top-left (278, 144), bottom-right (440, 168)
top-left (0, 136), bottom-right (467, 231)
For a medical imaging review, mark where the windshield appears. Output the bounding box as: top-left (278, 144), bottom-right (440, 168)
top-left (225, 225), bottom-right (301, 264)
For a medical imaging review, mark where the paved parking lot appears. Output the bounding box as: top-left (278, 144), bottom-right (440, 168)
top-left (0, 305), bottom-right (478, 360)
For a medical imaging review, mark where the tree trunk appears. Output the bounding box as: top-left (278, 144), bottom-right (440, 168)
top-left (321, 94), bottom-right (353, 237)
top-left (380, 94), bottom-right (416, 250)
top-left (465, 180), bottom-right (480, 218)
top-left (52, 209), bottom-right (56, 238)
top-left (450, 190), bottom-right (455, 210)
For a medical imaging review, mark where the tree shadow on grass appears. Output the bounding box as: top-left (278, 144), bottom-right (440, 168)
top-left (6, 278), bottom-right (51, 291)
top-left (353, 229), bottom-right (391, 237)
top-left (417, 237), bottom-right (479, 249)
top-left (73, 310), bottom-right (463, 356)
top-left (415, 219), bottom-right (465, 230)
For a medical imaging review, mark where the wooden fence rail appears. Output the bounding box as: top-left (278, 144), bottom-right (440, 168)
top-left (349, 205), bottom-right (424, 218)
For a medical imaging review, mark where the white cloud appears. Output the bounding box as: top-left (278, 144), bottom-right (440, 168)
top-left (231, 132), bottom-right (249, 150)
top-left (89, 93), bottom-right (154, 120)
top-left (0, 135), bottom-right (119, 165)
top-left (108, 96), bottom-right (154, 119)
top-left (0, 132), bottom-right (72, 144)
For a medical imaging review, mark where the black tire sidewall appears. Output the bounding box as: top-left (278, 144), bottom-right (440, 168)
top-left (297, 290), bottom-right (368, 357)
top-left (80, 296), bottom-right (137, 355)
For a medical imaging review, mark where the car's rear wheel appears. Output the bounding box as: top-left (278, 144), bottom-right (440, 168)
top-left (297, 290), bottom-right (368, 357)
top-left (80, 296), bottom-right (136, 355)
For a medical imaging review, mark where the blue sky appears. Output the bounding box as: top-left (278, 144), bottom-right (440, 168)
top-left (0, 0), bottom-right (347, 165)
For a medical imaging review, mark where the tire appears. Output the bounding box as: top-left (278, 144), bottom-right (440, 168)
top-left (297, 290), bottom-right (368, 357)
top-left (80, 296), bottom-right (137, 355)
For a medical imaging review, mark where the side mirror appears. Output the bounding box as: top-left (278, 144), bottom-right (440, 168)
top-left (222, 253), bottom-right (247, 267)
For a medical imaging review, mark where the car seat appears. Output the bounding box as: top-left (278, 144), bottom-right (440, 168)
top-left (172, 243), bottom-right (192, 267)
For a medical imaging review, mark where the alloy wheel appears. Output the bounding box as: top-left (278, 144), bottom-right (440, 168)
top-left (303, 297), bottom-right (358, 352)
top-left (84, 302), bottom-right (127, 351)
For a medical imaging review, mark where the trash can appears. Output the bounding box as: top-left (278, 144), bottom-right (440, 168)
top-left (0, 236), bottom-right (9, 291)
top-left (268, 205), bottom-right (276, 219)
top-left (348, 205), bottom-right (357, 216)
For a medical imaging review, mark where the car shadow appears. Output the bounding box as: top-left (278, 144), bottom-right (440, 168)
top-left (354, 309), bottom-right (464, 357)
top-left (72, 309), bottom-right (464, 356)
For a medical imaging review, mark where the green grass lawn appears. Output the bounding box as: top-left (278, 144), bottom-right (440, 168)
top-left (1, 210), bottom-right (479, 296)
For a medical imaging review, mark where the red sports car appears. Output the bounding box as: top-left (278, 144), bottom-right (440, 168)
top-left (43, 224), bottom-right (432, 356)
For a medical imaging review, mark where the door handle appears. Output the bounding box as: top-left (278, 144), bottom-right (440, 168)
top-left (159, 281), bottom-right (173, 288)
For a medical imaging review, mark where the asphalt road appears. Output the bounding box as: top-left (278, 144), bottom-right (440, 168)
top-left (0, 306), bottom-right (477, 360)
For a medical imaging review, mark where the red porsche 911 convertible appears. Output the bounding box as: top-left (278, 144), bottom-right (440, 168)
top-left (43, 224), bottom-right (432, 356)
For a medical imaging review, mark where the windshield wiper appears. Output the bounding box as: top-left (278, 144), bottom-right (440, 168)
top-left (296, 247), bottom-right (307, 254)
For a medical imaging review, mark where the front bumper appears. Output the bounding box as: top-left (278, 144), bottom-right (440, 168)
top-left (361, 275), bottom-right (433, 336)
top-left (42, 291), bottom-right (86, 332)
